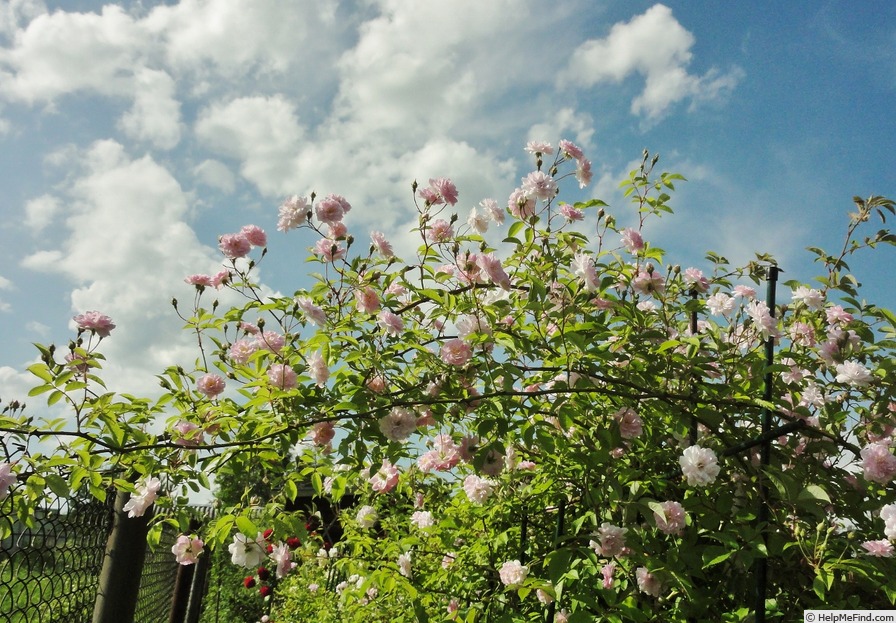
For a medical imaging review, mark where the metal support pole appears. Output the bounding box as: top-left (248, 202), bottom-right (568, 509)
top-left (169, 562), bottom-right (196, 623)
top-left (184, 540), bottom-right (212, 623)
top-left (754, 265), bottom-right (779, 623)
top-left (92, 491), bottom-right (151, 623)
top-left (544, 499), bottom-right (566, 623)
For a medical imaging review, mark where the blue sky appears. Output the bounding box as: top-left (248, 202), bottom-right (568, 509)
top-left (0, 0), bottom-right (893, 400)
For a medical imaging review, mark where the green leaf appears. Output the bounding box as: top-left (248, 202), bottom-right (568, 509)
top-left (27, 363), bottom-right (54, 383)
top-left (798, 485), bottom-right (831, 504)
top-left (235, 515), bottom-right (259, 538)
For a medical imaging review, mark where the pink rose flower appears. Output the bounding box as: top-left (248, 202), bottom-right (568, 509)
top-left (171, 535), bottom-right (204, 565)
top-left (507, 188), bottom-right (536, 220)
top-left (229, 339), bottom-right (259, 365)
top-left (575, 158), bottom-right (593, 188)
top-left (524, 141), bottom-right (553, 155)
top-left (632, 270), bottom-right (665, 295)
top-left (520, 170), bottom-right (557, 201)
top-left (256, 331), bottom-right (285, 352)
top-left (861, 442), bottom-right (896, 484)
top-left (315, 194), bottom-right (349, 225)
top-left (218, 233), bottom-right (251, 259)
top-left (73, 311), bottom-right (116, 337)
top-left (679, 445), bottom-right (721, 486)
top-left (379, 407), bottom-right (417, 442)
top-left (0, 463), bottom-right (17, 499)
top-left (614, 407), bottom-right (642, 440)
top-left (601, 563), bottom-right (616, 589)
top-left (123, 476), bottom-right (161, 518)
top-left (481, 198), bottom-right (505, 224)
top-left (440, 339), bottom-right (472, 367)
top-left (310, 421), bottom-right (335, 446)
top-left (267, 363), bottom-right (298, 390)
top-left (172, 421), bottom-right (203, 446)
top-left (295, 296), bottom-right (327, 326)
top-left (862, 539), bottom-right (894, 557)
top-left (424, 178), bottom-right (458, 206)
top-left (835, 361), bottom-right (873, 387)
top-left (636, 567), bottom-right (662, 597)
top-left (377, 310), bottom-right (404, 336)
top-left (369, 459), bottom-right (400, 493)
top-left (654, 501), bottom-right (687, 535)
top-left (196, 373), bottom-right (226, 398)
top-left (498, 560), bottom-right (528, 587)
top-left (426, 219), bottom-right (454, 243)
top-left (476, 253), bottom-right (511, 290)
top-left (313, 237), bottom-right (345, 262)
top-left (571, 253), bottom-right (598, 292)
top-left (240, 224), bottom-right (267, 247)
top-left (590, 522), bottom-right (627, 558)
top-left (558, 139), bottom-right (584, 161)
top-left (559, 204), bottom-right (584, 221)
top-left (307, 351), bottom-right (329, 387)
top-left (278, 195), bottom-right (309, 231)
top-left (211, 270), bottom-right (231, 288)
top-left (370, 231), bottom-right (394, 258)
top-left (463, 474), bottom-right (495, 504)
top-left (184, 274), bottom-right (212, 287)
top-left (683, 267), bottom-right (709, 293)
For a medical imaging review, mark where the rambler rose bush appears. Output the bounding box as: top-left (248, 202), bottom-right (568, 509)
top-left (1, 142), bottom-right (896, 622)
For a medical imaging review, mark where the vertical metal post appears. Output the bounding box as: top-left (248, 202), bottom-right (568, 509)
top-left (754, 265), bottom-right (778, 623)
top-left (184, 542), bottom-right (212, 623)
top-left (168, 563), bottom-right (196, 623)
top-left (544, 499), bottom-right (566, 623)
top-left (689, 292), bottom-right (699, 445)
top-left (92, 491), bottom-right (151, 623)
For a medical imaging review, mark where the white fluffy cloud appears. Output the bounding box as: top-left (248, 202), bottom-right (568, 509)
top-left (117, 68), bottom-right (182, 149)
top-left (20, 140), bottom-right (228, 393)
top-left (561, 4), bottom-right (741, 120)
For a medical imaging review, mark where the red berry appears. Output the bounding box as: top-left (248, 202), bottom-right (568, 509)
top-left (257, 567), bottom-right (270, 581)
top-left (287, 537), bottom-right (301, 549)
top-left (263, 528), bottom-right (274, 540)
top-left (260, 585), bottom-right (272, 598)
top-left (243, 576), bottom-right (256, 589)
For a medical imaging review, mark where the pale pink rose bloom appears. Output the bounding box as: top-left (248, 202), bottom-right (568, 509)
top-left (271, 542), bottom-right (295, 578)
top-left (455, 314), bottom-right (491, 342)
top-left (467, 205), bottom-right (489, 234)
top-left (798, 382), bottom-right (826, 408)
top-left (370, 231), bottom-right (395, 258)
top-left (654, 501), bottom-right (687, 535)
top-left (636, 567), bottom-right (662, 597)
top-left (441, 339), bottom-right (473, 366)
top-left (0, 463), bottom-right (17, 499)
top-left (418, 187), bottom-right (440, 204)
top-left (558, 139), bottom-right (584, 161)
top-left (508, 187), bottom-right (537, 220)
top-left (239, 321), bottom-right (260, 335)
top-left (370, 459), bottom-right (400, 493)
top-left (571, 253), bottom-right (599, 292)
top-left (880, 503), bottom-right (896, 540)
top-left (327, 222), bottom-right (347, 239)
top-left (267, 364), bottom-right (298, 390)
top-left (632, 270), bottom-right (665, 295)
top-left (679, 445), bottom-right (720, 486)
top-left (229, 339), bottom-right (259, 365)
top-left (442, 553), bottom-right (456, 569)
top-left (861, 443), bottom-right (896, 484)
top-left (590, 523), bottom-right (627, 557)
top-left (447, 598), bottom-right (459, 614)
top-left (315, 194), bottom-right (347, 225)
top-left (521, 171), bottom-right (557, 201)
top-left (218, 233), bottom-right (251, 259)
top-left (278, 195), bottom-right (309, 232)
top-left (313, 237), bottom-right (345, 262)
top-left (704, 292), bottom-right (734, 316)
top-left (307, 351), bottom-right (329, 387)
top-left (480, 449), bottom-right (504, 477)
top-left (637, 300), bottom-right (657, 313)
top-left (481, 198), bottom-right (505, 224)
top-left (683, 268), bottom-right (709, 293)
top-left (355, 287), bottom-right (381, 314)
top-left (171, 535), bottom-right (204, 565)
top-left (791, 286), bottom-right (824, 311)
top-left (555, 609), bottom-right (569, 623)
top-left (575, 158), bottom-right (593, 188)
top-left (240, 224), bottom-right (267, 247)
top-left (295, 296), bottom-right (327, 326)
top-left (377, 310), bottom-right (404, 336)
top-left (172, 421), bottom-right (203, 446)
top-left (601, 563), bottom-right (616, 589)
top-left (398, 552), bottom-right (412, 578)
top-left (559, 204), bottom-right (584, 221)
top-left (733, 285), bottom-right (756, 298)
top-left (429, 178), bottom-right (459, 206)
top-left (123, 476), bottom-right (161, 518)
top-left (356, 505), bottom-right (378, 528)
top-left (620, 228), bottom-right (644, 253)
top-left (256, 331), bottom-right (285, 352)
top-left (309, 421), bottom-right (335, 446)
top-left (379, 407), bottom-right (417, 442)
top-left (536, 588), bottom-right (554, 604)
top-left (862, 539), bottom-right (894, 557)
top-left (427, 219), bottom-right (454, 243)
top-left (498, 560), bottom-right (528, 587)
top-left (211, 269), bottom-right (231, 288)
top-left (411, 510), bottom-right (435, 529)
top-left (746, 300), bottom-right (780, 340)
top-left (73, 311), bottom-right (116, 337)
top-left (789, 322), bottom-right (816, 347)
top-left (835, 361), bottom-right (873, 387)
top-left (524, 140), bottom-right (553, 155)
top-left (196, 373), bottom-right (226, 398)
top-left (458, 436), bottom-right (478, 462)
top-left (463, 474), bottom-right (495, 504)
top-left (614, 407), bottom-right (642, 439)
top-left (184, 274), bottom-right (212, 287)
top-left (366, 374), bottom-right (387, 393)
top-left (825, 305), bottom-right (854, 326)
top-left (476, 253), bottom-right (511, 290)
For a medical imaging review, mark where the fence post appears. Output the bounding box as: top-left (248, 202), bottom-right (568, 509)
top-left (92, 490), bottom-right (151, 623)
top-left (169, 562), bottom-right (196, 623)
top-left (184, 542), bottom-right (213, 623)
